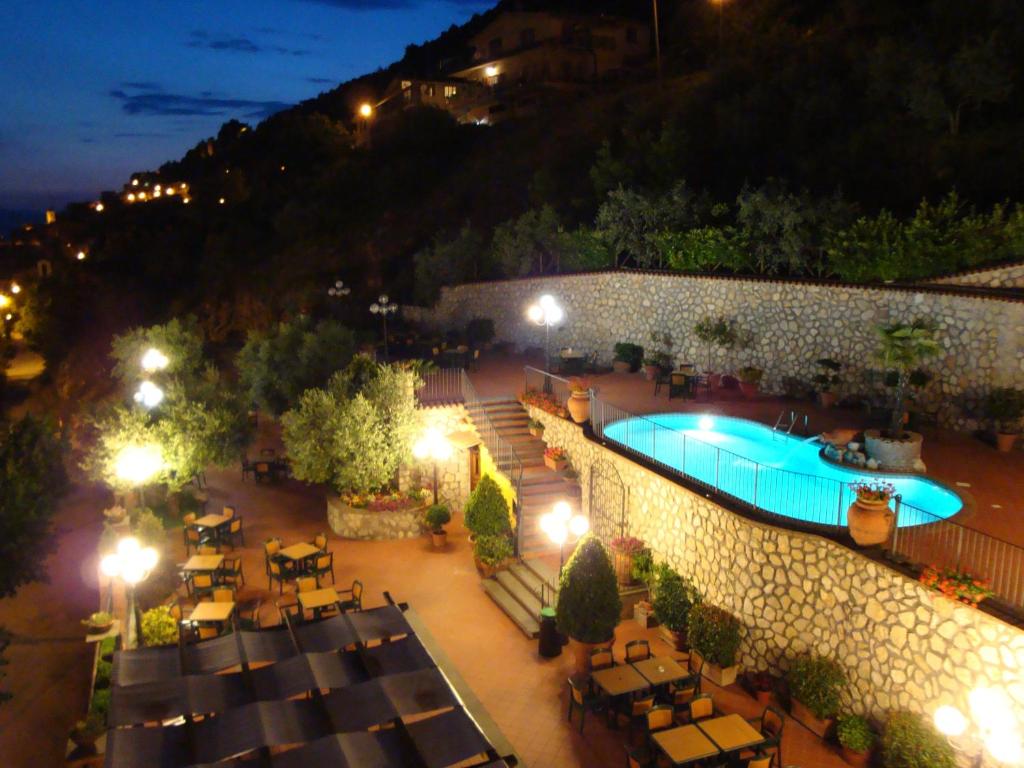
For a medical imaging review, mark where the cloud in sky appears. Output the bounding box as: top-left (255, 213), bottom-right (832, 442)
top-left (110, 83), bottom-right (290, 119)
top-left (187, 30), bottom-right (310, 56)
top-left (307, 76), bottom-right (335, 84)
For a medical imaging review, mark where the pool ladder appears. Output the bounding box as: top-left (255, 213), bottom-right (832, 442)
top-left (773, 410), bottom-right (808, 439)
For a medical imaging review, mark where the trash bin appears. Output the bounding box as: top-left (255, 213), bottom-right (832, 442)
top-left (538, 607), bottom-right (561, 658)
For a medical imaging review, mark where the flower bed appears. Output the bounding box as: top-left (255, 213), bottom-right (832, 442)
top-left (919, 565), bottom-right (994, 605)
top-left (520, 389), bottom-right (568, 419)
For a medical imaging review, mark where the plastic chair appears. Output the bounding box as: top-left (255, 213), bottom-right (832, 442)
top-left (567, 676), bottom-right (601, 734)
top-left (314, 552), bottom-right (335, 586)
top-left (625, 639), bottom-right (650, 663)
top-left (338, 580), bottom-right (363, 612)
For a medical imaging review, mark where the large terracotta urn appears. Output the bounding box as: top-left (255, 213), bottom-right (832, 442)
top-left (847, 496), bottom-right (895, 546)
top-left (566, 392), bottom-right (590, 424)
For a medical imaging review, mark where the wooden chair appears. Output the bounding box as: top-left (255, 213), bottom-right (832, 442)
top-left (681, 693), bottom-right (715, 723)
top-left (312, 532), bottom-right (328, 551)
top-left (224, 518), bottom-right (244, 549)
top-left (744, 706), bottom-right (785, 767)
top-left (190, 572), bottom-right (215, 600)
top-left (567, 676), bottom-right (601, 734)
top-left (589, 646), bottom-right (615, 672)
top-left (211, 587), bottom-right (234, 603)
top-left (668, 371), bottom-right (693, 400)
top-left (338, 580), bottom-right (363, 612)
top-left (220, 556), bottom-right (244, 587)
top-left (619, 693), bottom-right (655, 743)
top-left (267, 560), bottom-right (288, 594)
top-left (644, 704), bottom-right (675, 738)
top-left (667, 669), bottom-right (702, 712)
top-left (624, 639), bottom-right (650, 663)
top-left (264, 538), bottom-right (282, 577)
top-left (297, 576), bottom-right (318, 593)
top-left (183, 526), bottom-right (208, 556)
top-left (314, 552), bottom-right (335, 586)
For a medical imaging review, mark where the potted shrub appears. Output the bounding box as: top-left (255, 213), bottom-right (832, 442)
top-left (473, 534), bottom-right (512, 577)
top-left (424, 503), bottom-right (451, 549)
top-left (69, 713), bottom-right (105, 751)
top-left (687, 604), bottom-right (741, 686)
top-left (463, 475), bottom-right (512, 540)
top-left (140, 605), bottom-right (179, 647)
top-left (880, 711), bottom-right (955, 768)
top-left (837, 714), bottom-right (876, 767)
top-left (983, 386), bottom-right (1024, 452)
top-left (694, 316), bottom-right (737, 387)
top-left (543, 446), bottom-right (569, 471)
top-left (566, 377), bottom-right (591, 423)
top-left (736, 366), bottom-right (763, 399)
top-left (609, 535), bottom-right (646, 587)
top-left (813, 358), bottom-right (842, 408)
top-left (786, 654), bottom-right (846, 738)
top-left (612, 342), bottom-right (644, 373)
top-left (556, 533), bottom-right (622, 676)
top-left (748, 670), bottom-right (774, 705)
top-left (652, 566), bottom-right (702, 651)
top-left (865, 321), bottom-right (939, 470)
top-left (846, 481), bottom-right (896, 547)
top-left (527, 418), bottom-right (545, 437)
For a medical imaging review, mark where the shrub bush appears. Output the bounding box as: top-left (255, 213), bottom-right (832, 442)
top-left (613, 342), bottom-right (644, 371)
top-left (556, 534), bottom-right (622, 643)
top-left (93, 659), bottom-right (112, 690)
top-left (881, 711), bottom-right (955, 768)
top-left (140, 605), bottom-right (178, 647)
top-left (424, 503), bottom-right (451, 533)
top-left (89, 688), bottom-right (111, 722)
top-left (463, 475), bottom-right (512, 538)
top-left (687, 604), bottom-right (741, 667)
top-left (787, 654), bottom-right (846, 720)
top-left (837, 714), bottom-right (876, 752)
top-left (473, 534), bottom-right (512, 566)
top-left (651, 567), bottom-right (701, 632)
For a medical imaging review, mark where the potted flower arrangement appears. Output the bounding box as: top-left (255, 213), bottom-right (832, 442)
top-left (736, 366), bottom-right (763, 399)
top-left (473, 534), bottom-right (512, 577)
top-left (813, 358), bottom-right (842, 408)
top-left (694, 316), bottom-right (737, 388)
top-left (609, 535), bottom-right (646, 587)
top-left (881, 711), bottom-right (955, 768)
top-left (846, 481), bottom-right (896, 547)
top-left (81, 611), bottom-right (115, 635)
top-left (520, 389), bottom-right (568, 418)
top-left (687, 603), bottom-right (741, 686)
top-left (837, 714), bottom-right (876, 767)
top-left (566, 377), bottom-right (591, 423)
top-left (786, 653), bottom-right (846, 738)
top-left (424, 503), bottom-right (451, 549)
top-left (556, 533), bottom-right (622, 676)
top-left (748, 670), bottom-right (775, 705)
top-left (527, 418), bottom-right (545, 437)
top-left (919, 565), bottom-right (994, 605)
top-left (612, 342), bottom-right (644, 373)
top-left (140, 605), bottom-right (179, 647)
top-left (983, 386), bottom-right (1024, 452)
top-left (652, 566), bottom-right (702, 651)
top-left (544, 445), bottom-right (569, 471)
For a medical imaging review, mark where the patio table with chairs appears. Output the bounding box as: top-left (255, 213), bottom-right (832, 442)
top-left (182, 554), bottom-right (223, 573)
top-left (590, 664), bottom-right (650, 698)
top-left (632, 656), bottom-right (689, 687)
top-left (651, 723), bottom-right (720, 766)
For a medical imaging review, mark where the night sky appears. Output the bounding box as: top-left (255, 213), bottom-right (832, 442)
top-left (0, 0), bottom-right (491, 212)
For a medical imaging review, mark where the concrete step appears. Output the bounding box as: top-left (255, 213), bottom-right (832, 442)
top-left (481, 578), bottom-right (540, 638)
top-left (522, 557), bottom-right (560, 587)
top-left (495, 570), bottom-right (544, 619)
top-left (507, 561), bottom-right (550, 602)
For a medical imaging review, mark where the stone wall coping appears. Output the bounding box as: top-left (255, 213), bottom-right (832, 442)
top-left (921, 258), bottom-right (1024, 280)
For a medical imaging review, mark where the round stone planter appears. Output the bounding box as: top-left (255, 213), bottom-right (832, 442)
top-left (566, 392), bottom-right (590, 424)
top-left (864, 429), bottom-right (923, 472)
top-left (326, 496), bottom-right (426, 540)
top-left (847, 497), bottom-right (895, 547)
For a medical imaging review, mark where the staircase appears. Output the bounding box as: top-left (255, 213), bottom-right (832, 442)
top-left (480, 558), bottom-right (560, 638)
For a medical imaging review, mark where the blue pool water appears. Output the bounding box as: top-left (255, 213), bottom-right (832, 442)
top-left (602, 414), bottom-right (962, 527)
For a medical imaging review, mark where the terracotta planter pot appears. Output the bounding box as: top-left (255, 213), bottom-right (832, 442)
top-left (754, 689), bottom-right (773, 706)
top-left (566, 392), bottom-right (590, 424)
top-left (996, 432), bottom-right (1019, 452)
top-left (568, 637), bottom-right (612, 678)
top-left (847, 497), bottom-right (895, 547)
top-left (840, 745), bottom-right (871, 767)
top-left (612, 360), bottom-right (631, 373)
top-left (643, 365), bottom-right (660, 381)
top-left (613, 551), bottom-right (635, 587)
top-left (790, 698), bottom-right (835, 738)
top-left (819, 391), bottom-right (837, 409)
top-left (430, 531), bottom-right (447, 549)
top-left (474, 557), bottom-right (497, 578)
top-left (738, 381), bottom-right (759, 399)
top-left (659, 625), bottom-right (688, 652)
top-left (544, 456), bottom-right (568, 471)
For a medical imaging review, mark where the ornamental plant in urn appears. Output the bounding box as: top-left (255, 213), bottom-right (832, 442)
top-left (556, 533), bottom-right (622, 677)
top-left (566, 377), bottom-right (591, 424)
top-left (424, 503), bottom-right (451, 549)
top-left (687, 603), bottom-right (741, 686)
top-left (543, 445), bottom-right (568, 471)
top-left (846, 481), bottom-right (895, 546)
top-left (984, 386), bottom-right (1024, 453)
top-left (609, 536), bottom-right (645, 587)
top-left (786, 653), bottom-right (846, 738)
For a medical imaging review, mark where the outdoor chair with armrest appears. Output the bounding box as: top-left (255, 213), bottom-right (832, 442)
top-left (742, 706), bottom-right (784, 766)
top-left (625, 639), bottom-right (651, 663)
top-left (338, 579), bottom-right (363, 612)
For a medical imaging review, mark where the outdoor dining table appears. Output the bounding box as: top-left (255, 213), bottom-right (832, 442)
top-left (652, 724), bottom-right (721, 766)
top-left (696, 713), bottom-right (765, 754)
top-left (194, 514), bottom-right (231, 531)
top-left (188, 601), bottom-right (235, 625)
top-left (558, 351), bottom-right (586, 376)
top-left (632, 656), bottom-right (689, 686)
top-left (590, 664), bottom-right (650, 697)
top-left (182, 554), bottom-right (224, 573)
top-left (298, 587), bottom-right (340, 619)
top-left (278, 542), bottom-right (321, 574)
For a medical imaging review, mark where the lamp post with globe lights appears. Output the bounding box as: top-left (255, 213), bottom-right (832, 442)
top-left (115, 443), bottom-right (164, 511)
top-left (327, 279), bottom-right (351, 300)
top-left (933, 687), bottom-right (1024, 767)
top-left (370, 294), bottom-right (398, 360)
top-left (526, 295), bottom-right (564, 393)
top-left (100, 537), bottom-right (159, 648)
top-left (412, 428), bottom-right (453, 505)
top-left (133, 380), bottom-right (164, 410)
top-left (540, 500), bottom-right (589, 580)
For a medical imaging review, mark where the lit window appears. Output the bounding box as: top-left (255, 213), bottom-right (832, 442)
top-left (444, 85), bottom-right (458, 99)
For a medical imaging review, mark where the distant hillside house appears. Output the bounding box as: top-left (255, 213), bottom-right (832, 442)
top-left (379, 76), bottom-right (485, 123)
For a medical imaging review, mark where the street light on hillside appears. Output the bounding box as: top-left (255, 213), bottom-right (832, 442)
top-left (370, 294), bottom-right (398, 360)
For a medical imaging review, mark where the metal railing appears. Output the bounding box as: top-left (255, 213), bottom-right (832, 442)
top-left (416, 367), bottom-right (465, 405)
top-left (591, 395), bottom-right (1024, 612)
top-left (523, 365), bottom-right (575, 406)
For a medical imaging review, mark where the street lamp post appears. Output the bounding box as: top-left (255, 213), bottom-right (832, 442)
top-left (412, 428), bottom-right (453, 505)
top-left (540, 500), bottom-right (589, 581)
top-left (933, 688), bottom-right (1024, 766)
top-left (327, 279), bottom-right (351, 300)
top-left (370, 294), bottom-right (398, 361)
top-left (100, 536), bottom-right (159, 648)
top-left (526, 295), bottom-right (564, 389)
top-left (115, 443), bottom-right (164, 510)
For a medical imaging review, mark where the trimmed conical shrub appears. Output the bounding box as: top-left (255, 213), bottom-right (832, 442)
top-left (464, 475), bottom-right (511, 538)
top-left (556, 533), bottom-right (622, 643)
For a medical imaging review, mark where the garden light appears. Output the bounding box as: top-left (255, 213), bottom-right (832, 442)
top-left (934, 689), bottom-right (1024, 766)
top-left (541, 500), bottom-right (589, 577)
top-left (0, 294), bottom-right (9, 308)
top-left (413, 428), bottom-right (452, 504)
top-left (10, 283), bottom-right (20, 294)
top-left (933, 705), bottom-right (967, 737)
top-left (134, 380), bottom-right (164, 409)
top-left (526, 294), bottom-right (564, 377)
top-left (100, 536), bottom-right (159, 648)
top-left (328, 279), bottom-right (351, 298)
top-left (359, 102), bottom-right (374, 118)
top-left (370, 294), bottom-right (398, 360)
top-left (115, 444), bottom-right (163, 487)
top-left (141, 347), bottom-right (169, 372)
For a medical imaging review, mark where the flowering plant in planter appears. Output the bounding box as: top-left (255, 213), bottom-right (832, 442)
top-left (848, 481), bottom-right (895, 503)
top-left (520, 389), bottom-right (569, 418)
top-left (568, 377), bottom-right (590, 395)
top-left (609, 536), bottom-right (646, 555)
top-left (544, 446), bottom-right (566, 461)
top-left (919, 565), bottom-right (994, 604)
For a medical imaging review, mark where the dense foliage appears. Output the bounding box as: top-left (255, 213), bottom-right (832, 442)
top-left (140, 606), bottom-right (179, 647)
top-left (463, 474), bottom-right (512, 538)
top-left (881, 711), bottom-right (956, 768)
top-left (556, 534), bottom-right (622, 643)
top-left (687, 604), bottom-right (742, 668)
top-left (0, 416), bottom-right (67, 597)
top-left (874, 320), bottom-right (941, 436)
top-left (650, 566), bottom-right (702, 633)
top-left (837, 715), bottom-right (876, 753)
top-left (786, 654), bottom-right (847, 720)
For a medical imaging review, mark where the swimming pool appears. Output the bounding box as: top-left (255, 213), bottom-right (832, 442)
top-left (600, 413), bottom-right (963, 528)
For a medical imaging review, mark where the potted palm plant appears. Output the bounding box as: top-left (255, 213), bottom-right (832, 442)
top-left (736, 366), bottom-right (763, 399)
top-left (652, 565), bottom-right (702, 651)
top-left (424, 503), bottom-right (451, 548)
top-left (566, 377), bottom-right (591, 423)
top-left (786, 653), bottom-right (846, 738)
top-left (687, 603), bottom-right (742, 686)
top-left (837, 714), bottom-right (876, 767)
top-left (556, 533), bottom-right (622, 676)
top-left (813, 358), bottom-right (842, 408)
top-left (613, 342), bottom-right (644, 373)
top-left (984, 386), bottom-right (1023, 452)
top-left (865, 321), bottom-right (939, 470)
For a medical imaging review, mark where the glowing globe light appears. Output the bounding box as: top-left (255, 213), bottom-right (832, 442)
top-left (986, 731), bottom-right (1024, 764)
top-left (140, 347), bottom-right (169, 373)
top-left (10, 283), bottom-right (21, 294)
top-left (0, 294), bottom-right (9, 308)
top-left (547, 520), bottom-right (568, 546)
top-left (413, 428), bottom-right (452, 461)
top-left (527, 304), bottom-right (544, 324)
top-left (115, 444), bottom-right (164, 486)
top-left (76, 251), bottom-right (86, 261)
top-left (553, 500), bottom-right (572, 523)
top-left (569, 515), bottom-right (590, 537)
top-left (359, 102), bottom-right (373, 118)
top-left (134, 380), bottom-right (164, 409)
top-left (100, 554), bottom-right (122, 578)
top-left (933, 705), bottom-right (968, 737)
top-left (969, 688), bottom-right (1013, 727)
top-left (485, 65), bottom-right (499, 77)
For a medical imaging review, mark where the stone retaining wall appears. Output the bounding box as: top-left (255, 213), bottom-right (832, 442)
top-left (326, 498), bottom-right (426, 540)
top-left (526, 405), bottom-right (1024, 750)
top-left (925, 261), bottom-right (1024, 290)
top-left (406, 272), bottom-right (1024, 432)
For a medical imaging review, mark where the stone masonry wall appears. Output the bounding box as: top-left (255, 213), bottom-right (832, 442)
top-left (526, 404), bottom-right (1024, 756)
top-left (406, 272), bottom-right (1024, 432)
top-left (401, 405), bottom-right (473, 511)
top-left (925, 261), bottom-right (1024, 290)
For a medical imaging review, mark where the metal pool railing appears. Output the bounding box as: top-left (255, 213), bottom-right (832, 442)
top-left (591, 395), bottom-right (1024, 612)
top-left (523, 365), bottom-right (574, 406)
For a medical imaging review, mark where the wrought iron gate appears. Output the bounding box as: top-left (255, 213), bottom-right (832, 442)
top-left (588, 460), bottom-right (627, 545)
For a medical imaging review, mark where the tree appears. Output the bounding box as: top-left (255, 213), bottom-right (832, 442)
top-left (463, 475), bottom-right (512, 538)
top-left (595, 188), bottom-right (664, 268)
top-left (875, 321), bottom-right (941, 437)
top-left (413, 224), bottom-right (485, 305)
top-left (110, 317), bottom-right (205, 390)
top-left (0, 416), bottom-right (67, 597)
top-left (556, 534), bottom-right (621, 643)
top-left (237, 316), bottom-right (356, 415)
top-left (491, 206), bottom-right (570, 277)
